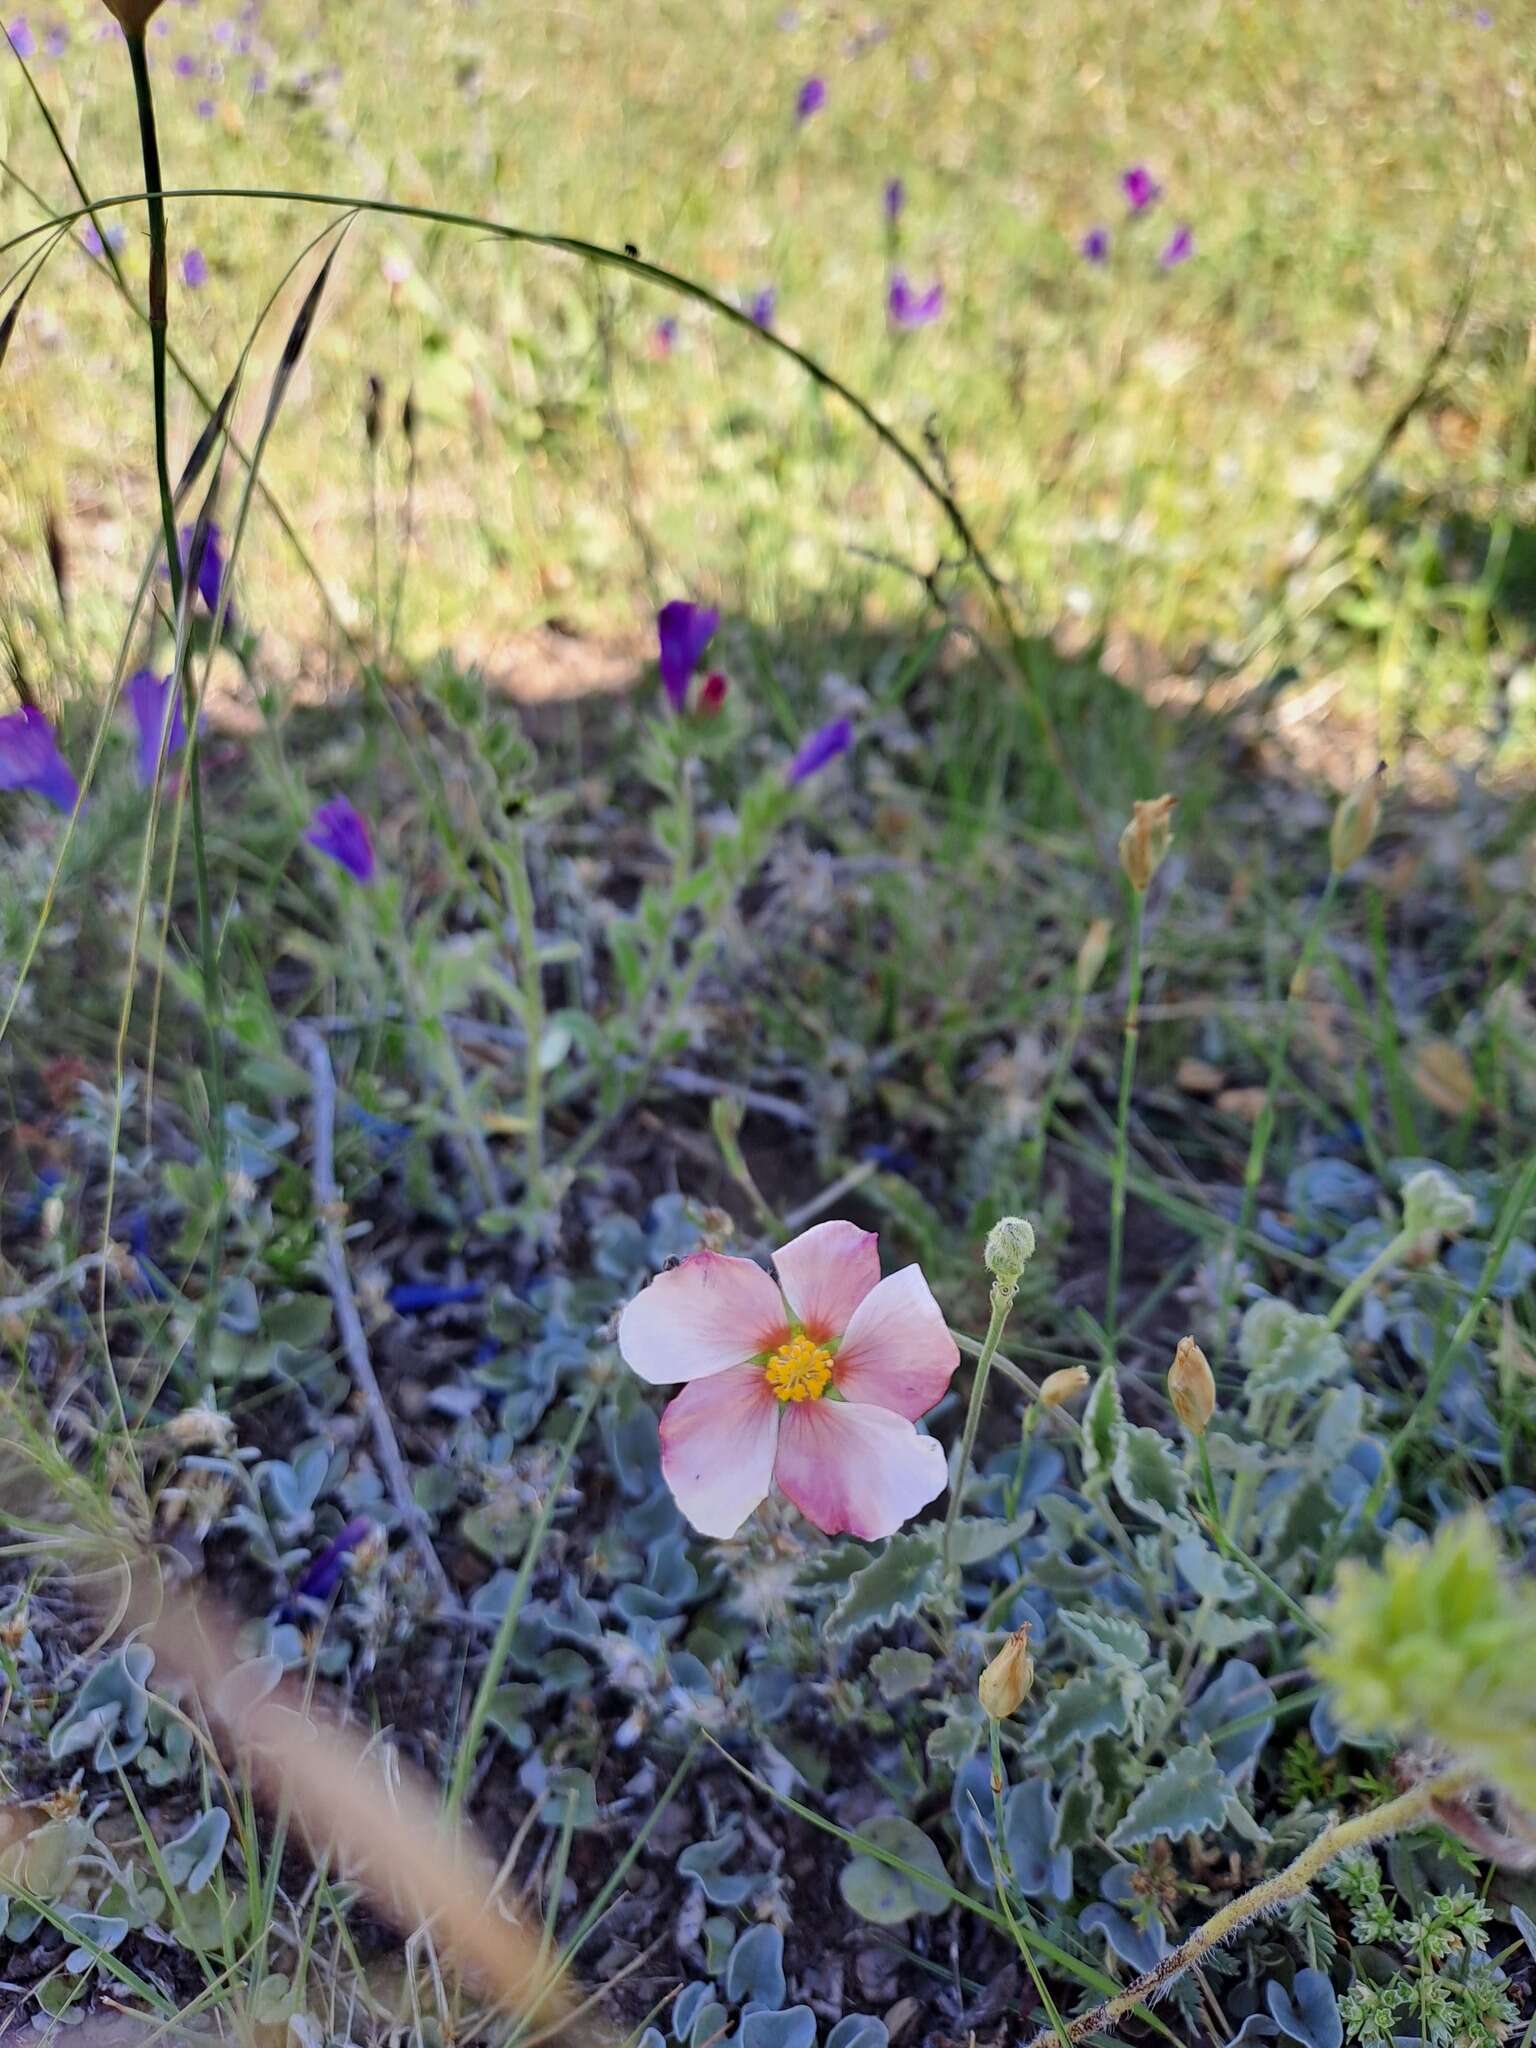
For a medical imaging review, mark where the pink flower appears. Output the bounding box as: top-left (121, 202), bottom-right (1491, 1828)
top-left (618, 1220), bottom-right (959, 1541)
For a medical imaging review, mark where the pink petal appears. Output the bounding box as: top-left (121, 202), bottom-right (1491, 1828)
top-left (772, 1220), bottom-right (880, 1340)
top-left (659, 1364), bottom-right (780, 1538)
top-left (773, 1399), bottom-right (947, 1540)
top-left (831, 1265), bottom-right (960, 1420)
top-left (618, 1250), bottom-right (788, 1386)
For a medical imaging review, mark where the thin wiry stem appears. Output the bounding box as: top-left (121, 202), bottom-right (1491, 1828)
top-left (1104, 887), bottom-right (1146, 1351)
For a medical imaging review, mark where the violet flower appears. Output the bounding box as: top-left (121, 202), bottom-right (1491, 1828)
top-left (883, 176), bottom-right (905, 225)
top-left (748, 286), bottom-right (777, 329)
top-left (291, 1516), bottom-right (373, 1604)
top-left (181, 247), bottom-right (209, 289)
top-left (794, 74), bottom-right (826, 121)
top-left (44, 24), bottom-right (66, 53)
top-left (657, 600), bottom-right (719, 712)
top-left (1159, 223), bottom-right (1194, 268)
top-left (0, 707), bottom-right (79, 812)
top-left (1121, 164), bottom-right (1161, 213)
top-left (1080, 226), bottom-right (1110, 264)
top-left (127, 669), bottom-right (187, 787)
top-left (787, 716), bottom-right (852, 786)
top-left (650, 316), bottom-right (678, 358)
top-left (887, 270), bottom-right (943, 329)
top-left (6, 17), bottom-right (35, 56)
top-left (306, 795), bottom-right (375, 882)
top-left (177, 521), bottom-right (234, 627)
top-left (82, 222), bottom-right (126, 257)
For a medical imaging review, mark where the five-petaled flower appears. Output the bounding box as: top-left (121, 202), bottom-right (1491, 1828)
top-left (656, 600), bottom-right (720, 713)
top-left (126, 668), bottom-right (187, 787)
top-left (1121, 164), bottom-right (1161, 213)
top-left (887, 270), bottom-right (943, 329)
top-left (619, 1220), bottom-right (959, 1540)
top-left (0, 706), bottom-right (79, 812)
top-left (306, 795), bottom-right (375, 882)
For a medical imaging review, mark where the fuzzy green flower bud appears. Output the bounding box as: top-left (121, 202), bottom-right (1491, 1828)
top-left (984, 1216), bottom-right (1036, 1288)
top-left (1117, 794), bottom-right (1176, 893)
top-left (1399, 1167), bottom-right (1477, 1242)
top-left (1312, 1515), bottom-right (1536, 1810)
top-left (978, 1625), bottom-right (1034, 1720)
top-left (1167, 1335), bottom-right (1216, 1436)
top-left (1329, 763), bottom-right (1385, 874)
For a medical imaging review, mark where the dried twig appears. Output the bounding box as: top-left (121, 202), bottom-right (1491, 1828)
top-left (294, 1024), bottom-right (458, 1614)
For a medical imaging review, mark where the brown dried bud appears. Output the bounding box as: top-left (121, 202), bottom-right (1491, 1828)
top-left (1039, 1366), bottom-right (1090, 1408)
top-left (98, 0), bottom-right (168, 32)
top-left (1168, 1335), bottom-right (1216, 1436)
top-left (1330, 762), bottom-right (1385, 874)
top-left (1117, 794), bottom-right (1176, 893)
top-left (978, 1625), bottom-right (1034, 1720)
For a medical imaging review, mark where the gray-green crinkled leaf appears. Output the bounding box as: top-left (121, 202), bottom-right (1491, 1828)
top-left (869, 1647), bottom-right (935, 1702)
top-left (1031, 1672), bottom-right (1130, 1756)
top-left (828, 1531), bottom-right (942, 1641)
top-left (62, 1912), bottom-right (131, 1975)
top-left (1113, 1425), bottom-right (1191, 1530)
top-left (1054, 1775), bottom-right (1099, 1849)
top-left (162, 1808), bottom-right (230, 1894)
top-left (839, 1817), bottom-right (950, 1925)
top-left (1239, 1298), bottom-right (1348, 1398)
top-left (739, 2011), bottom-right (817, 2048)
top-left (1173, 1535), bottom-right (1256, 1604)
top-left (1108, 1739), bottom-right (1229, 1849)
top-left (48, 1644), bottom-right (155, 1770)
top-left (1058, 1608), bottom-right (1150, 1669)
top-left (677, 1825), bottom-right (765, 1907)
top-left (725, 1923), bottom-right (786, 2009)
top-left (1081, 1370), bottom-right (1124, 1485)
top-left (797, 1540), bottom-right (873, 1589)
top-left (946, 1514), bottom-right (1036, 1565)
top-left (1191, 1608), bottom-right (1266, 1651)
top-left (925, 1700), bottom-right (985, 1768)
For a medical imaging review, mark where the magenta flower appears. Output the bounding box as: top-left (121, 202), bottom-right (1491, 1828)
top-left (619, 1220), bottom-right (959, 1539)
top-left (0, 707), bottom-right (79, 812)
top-left (883, 176), bottom-right (906, 225)
top-left (657, 600), bottom-right (719, 712)
top-left (698, 671), bottom-right (729, 716)
top-left (748, 286), bottom-right (777, 330)
top-left (1121, 164), bottom-right (1162, 213)
top-left (886, 270), bottom-right (943, 329)
top-left (794, 75), bottom-right (826, 121)
top-left (787, 716), bottom-right (852, 785)
top-left (1080, 226), bottom-right (1110, 264)
top-left (126, 670), bottom-right (187, 787)
top-left (306, 796), bottom-right (375, 882)
top-left (1159, 223), bottom-right (1194, 268)
top-left (180, 247), bottom-right (209, 289)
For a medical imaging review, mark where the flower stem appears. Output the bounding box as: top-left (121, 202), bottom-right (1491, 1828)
top-left (987, 1717), bottom-right (1073, 2048)
top-left (1104, 889), bottom-right (1146, 1351)
top-left (1321, 1225), bottom-right (1417, 1334)
top-left (126, 28), bottom-right (229, 1366)
top-left (942, 1278), bottom-right (1017, 1570)
top-left (1020, 1764), bottom-right (1476, 2048)
top-left (501, 820), bottom-right (546, 1202)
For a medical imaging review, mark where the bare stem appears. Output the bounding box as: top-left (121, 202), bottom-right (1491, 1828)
top-left (942, 1278), bottom-right (1017, 1570)
top-left (1104, 889), bottom-right (1146, 1351)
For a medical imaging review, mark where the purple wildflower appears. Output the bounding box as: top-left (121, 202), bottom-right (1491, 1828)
top-left (650, 316), bottom-right (678, 359)
top-left (6, 17), bottom-right (35, 57)
top-left (291, 1516), bottom-right (373, 1604)
top-left (126, 669), bottom-right (187, 787)
top-left (794, 74), bottom-right (826, 121)
top-left (81, 222), bottom-right (127, 257)
top-left (657, 600), bottom-right (719, 712)
top-left (173, 50), bottom-right (199, 74)
top-left (1121, 164), bottom-right (1161, 214)
top-left (1080, 226), bottom-right (1110, 264)
top-left (883, 176), bottom-right (906, 225)
top-left (181, 246), bottom-right (209, 288)
top-left (306, 796), bottom-right (375, 883)
top-left (787, 716), bottom-right (853, 786)
top-left (195, 96), bottom-right (215, 118)
top-left (886, 270), bottom-right (943, 329)
top-left (1159, 223), bottom-right (1194, 268)
top-left (177, 521), bottom-right (232, 625)
top-left (748, 286), bottom-right (777, 329)
top-left (0, 707), bottom-right (79, 812)
top-left (43, 24), bottom-right (65, 54)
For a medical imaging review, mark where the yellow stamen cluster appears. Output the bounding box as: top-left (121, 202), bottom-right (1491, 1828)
top-left (764, 1333), bottom-right (833, 1403)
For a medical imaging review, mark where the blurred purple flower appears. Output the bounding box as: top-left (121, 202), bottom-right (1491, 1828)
top-left (6, 17), bottom-right (35, 56)
top-left (650, 316), bottom-right (678, 358)
top-left (173, 50), bottom-right (199, 74)
top-left (883, 176), bottom-right (905, 224)
top-left (0, 707), bottom-right (79, 812)
top-left (887, 270), bottom-right (943, 328)
top-left (1121, 164), bottom-right (1161, 213)
top-left (1081, 225), bottom-right (1110, 264)
top-left (657, 600), bottom-right (719, 712)
top-left (127, 669), bottom-right (187, 787)
top-left (82, 222), bottom-right (127, 257)
top-left (794, 74), bottom-right (826, 121)
top-left (748, 286), bottom-right (777, 329)
top-left (177, 521), bottom-right (231, 623)
top-left (292, 1516), bottom-right (373, 1604)
top-left (787, 716), bottom-right (852, 786)
top-left (195, 96), bottom-right (215, 118)
top-left (44, 24), bottom-right (65, 54)
top-left (181, 246), bottom-right (209, 288)
top-left (1159, 223), bottom-right (1194, 268)
top-left (306, 795), bottom-right (375, 882)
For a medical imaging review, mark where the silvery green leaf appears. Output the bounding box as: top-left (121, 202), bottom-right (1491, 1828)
top-left (1031, 1672), bottom-right (1130, 1756)
top-left (838, 1817), bottom-right (950, 1925)
top-left (799, 1540), bottom-right (873, 1589)
top-left (688, 2003), bottom-right (730, 2048)
top-left (739, 2010), bottom-right (817, 2048)
top-left (62, 1912), bottom-right (131, 1975)
top-left (1082, 1369), bottom-right (1124, 1485)
top-left (1058, 1608), bottom-right (1150, 1669)
top-left (1239, 1296), bottom-right (1300, 1373)
top-left (1002, 1779), bottom-right (1073, 1901)
top-left (1112, 1425), bottom-right (1191, 1530)
top-left (672, 1983), bottom-right (714, 2040)
top-left (162, 1808), bottom-right (230, 1894)
top-left (1108, 1739), bottom-right (1229, 1848)
top-left (1191, 1608), bottom-right (1266, 1652)
top-left (1054, 1775), bottom-right (1098, 1848)
top-left (1221, 2020), bottom-right (1280, 2047)
top-left (725, 1924), bottom-right (786, 2011)
top-left (946, 1514), bottom-right (1036, 1565)
top-left (827, 2018), bottom-right (889, 2048)
top-left (827, 1531), bottom-right (942, 1641)
top-left (868, 1647), bottom-right (935, 1702)
top-left (49, 1645), bottom-right (155, 1769)
top-left (925, 1701), bottom-right (985, 1769)
top-left (1173, 1536), bottom-right (1255, 1605)
top-left (1265, 1968), bottom-right (1343, 2048)
top-left (677, 1827), bottom-right (764, 1907)
top-left (1184, 1660), bottom-right (1277, 1780)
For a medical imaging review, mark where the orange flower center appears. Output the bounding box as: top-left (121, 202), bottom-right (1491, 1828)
top-left (764, 1332), bottom-right (833, 1403)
